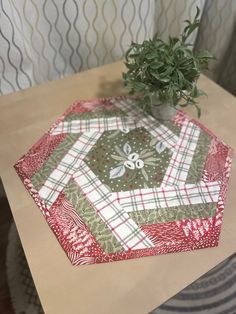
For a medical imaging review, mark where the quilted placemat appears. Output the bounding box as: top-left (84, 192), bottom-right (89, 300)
top-left (14, 96), bottom-right (233, 266)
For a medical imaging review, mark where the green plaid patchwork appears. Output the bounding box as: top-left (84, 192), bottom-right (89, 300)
top-left (38, 132), bottom-right (101, 207)
top-left (73, 161), bottom-right (154, 250)
top-left (161, 120), bottom-right (200, 186)
top-left (51, 116), bottom-right (137, 134)
top-left (114, 181), bottom-right (220, 212)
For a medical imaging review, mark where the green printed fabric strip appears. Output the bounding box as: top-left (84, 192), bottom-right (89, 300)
top-left (65, 108), bottom-right (127, 121)
top-left (129, 203), bottom-right (216, 226)
top-left (31, 134), bottom-right (79, 190)
top-left (187, 131), bottom-right (211, 183)
top-left (64, 179), bottom-right (123, 254)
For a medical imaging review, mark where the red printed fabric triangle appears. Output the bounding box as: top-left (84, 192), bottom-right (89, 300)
top-left (14, 97), bottom-right (233, 265)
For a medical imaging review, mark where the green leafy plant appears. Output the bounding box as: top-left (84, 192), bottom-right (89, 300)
top-left (123, 7), bottom-right (215, 117)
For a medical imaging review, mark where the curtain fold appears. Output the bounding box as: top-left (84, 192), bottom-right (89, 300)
top-left (0, 0), bottom-right (235, 97)
top-left (194, 0), bottom-right (236, 96)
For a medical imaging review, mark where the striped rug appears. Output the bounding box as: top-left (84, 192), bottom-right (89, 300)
top-left (152, 254), bottom-right (236, 314)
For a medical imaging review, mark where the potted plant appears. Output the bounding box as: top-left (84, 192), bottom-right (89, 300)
top-left (123, 7), bottom-right (214, 120)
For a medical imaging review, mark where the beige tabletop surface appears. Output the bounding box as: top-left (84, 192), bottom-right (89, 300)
top-left (0, 61), bottom-right (236, 314)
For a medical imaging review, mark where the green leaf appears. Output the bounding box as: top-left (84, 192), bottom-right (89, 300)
top-left (197, 50), bottom-right (215, 59)
top-left (191, 85), bottom-right (198, 97)
top-left (169, 36), bottom-right (179, 48)
top-left (146, 53), bottom-right (157, 60)
top-left (151, 62), bottom-right (164, 70)
top-left (192, 87), bottom-right (207, 98)
top-left (158, 77), bottom-right (170, 83)
top-left (150, 72), bottom-right (160, 80)
top-left (195, 6), bottom-right (200, 20)
top-left (125, 47), bottom-right (133, 59)
top-left (197, 89), bottom-right (207, 97)
top-left (193, 102), bottom-right (201, 118)
top-left (133, 81), bottom-right (146, 91)
top-left (176, 70), bottom-right (185, 86)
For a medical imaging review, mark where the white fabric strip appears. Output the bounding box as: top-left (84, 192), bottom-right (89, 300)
top-left (161, 120), bottom-right (200, 187)
top-left (51, 117), bottom-right (137, 135)
top-left (111, 98), bottom-right (179, 151)
top-left (114, 181), bottom-right (221, 212)
top-left (38, 132), bottom-right (101, 207)
top-left (73, 162), bottom-right (154, 251)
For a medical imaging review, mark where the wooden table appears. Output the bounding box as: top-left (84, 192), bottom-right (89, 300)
top-left (0, 61), bottom-right (236, 314)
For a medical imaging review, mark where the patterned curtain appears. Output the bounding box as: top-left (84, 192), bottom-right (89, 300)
top-left (194, 0), bottom-right (236, 96)
top-left (0, 0), bottom-right (235, 96)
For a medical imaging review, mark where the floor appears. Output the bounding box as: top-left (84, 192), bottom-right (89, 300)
top-left (0, 192), bottom-right (14, 314)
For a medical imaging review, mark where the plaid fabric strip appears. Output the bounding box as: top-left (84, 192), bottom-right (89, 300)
top-left (51, 117), bottom-right (137, 135)
top-left (138, 117), bottom-right (178, 150)
top-left (114, 181), bottom-right (220, 212)
top-left (112, 98), bottom-right (178, 151)
top-left (161, 120), bottom-right (200, 187)
top-left (73, 162), bottom-right (154, 251)
top-left (38, 132), bottom-right (101, 207)
top-left (110, 98), bottom-right (148, 118)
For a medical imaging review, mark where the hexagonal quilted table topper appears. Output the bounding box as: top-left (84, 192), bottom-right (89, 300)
top-left (15, 96), bottom-right (233, 265)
